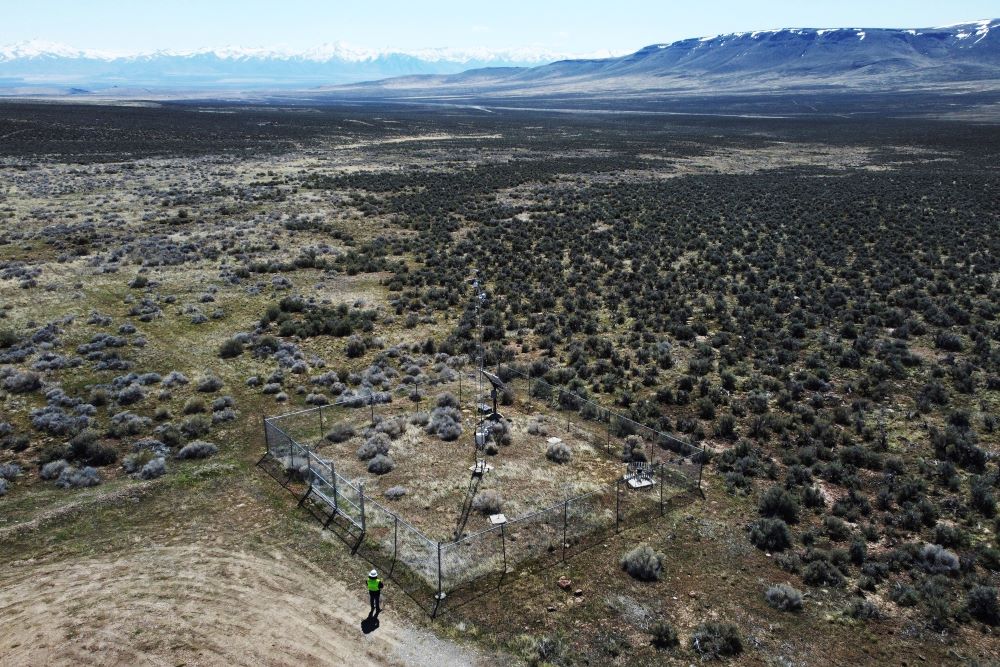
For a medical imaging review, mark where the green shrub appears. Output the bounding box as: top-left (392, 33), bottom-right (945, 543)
top-left (971, 476), bottom-right (997, 517)
top-left (845, 599), bottom-right (882, 621)
top-left (0, 329), bottom-right (18, 348)
top-left (690, 621), bottom-right (742, 660)
top-left (180, 413), bottom-right (211, 438)
top-left (219, 337), bottom-right (244, 358)
top-left (803, 559), bottom-right (845, 587)
top-left (759, 485), bottom-right (799, 523)
top-left (68, 429), bottom-right (117, 466)
top-left (967, 585), bottom-right (999, 625)
top-left (749, 518), bottom-right (792, 552)
top-left (802, 485), bottom-right (825, 509)
top-left (649, 621), bottom-right (679, 649)
top-left (823, 515), bottom-right (851, 541)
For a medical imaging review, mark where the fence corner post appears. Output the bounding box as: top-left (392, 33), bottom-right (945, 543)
top-left (359, 481), bottom-right (366, 534)
top-left (436, 542), bottom-right (445, 601)
top-left (262, 415), bottom-right (269, 457)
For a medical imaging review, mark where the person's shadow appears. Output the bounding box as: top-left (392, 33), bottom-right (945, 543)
top-left (361, 614), bottom-right (380, 634)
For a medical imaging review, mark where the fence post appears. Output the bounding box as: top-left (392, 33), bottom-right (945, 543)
top-left (262, 416), bottom-right (270, 457)
top-left (359, 481), bottom-right (366, 533)
top-left (459, 372), bottom-right (462, 403)
top-left (659, 464), bottom-right (665, 516)
top-left (606, 418), bottom-right (612, 456)
top-left (562, 499), bottom-right (568, 561)
top-left (697, 451), bottom-right (704, 493)
top-left (436, 542), bottom-right (444, 600)
top-left (393, 515), bottom-right (398, 563)
top-left (369, 395), bottom-right (375, 426)
top-left (331, 461), bottom-right (339, 511)
top-left (500, 522), bottom-right (507, 575)
top-left (615, 478), bottom-right (621, 533)
top-left (319, 405), bottom-right (325, 437)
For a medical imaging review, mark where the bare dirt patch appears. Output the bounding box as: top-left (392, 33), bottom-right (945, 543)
top-left (0, 544), bottom-right (486, 667)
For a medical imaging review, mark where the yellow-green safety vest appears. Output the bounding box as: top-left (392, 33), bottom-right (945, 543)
top-left (367, 577), bottom-right (381, 592)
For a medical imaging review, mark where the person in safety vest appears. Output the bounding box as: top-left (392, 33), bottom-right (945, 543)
top-left (367, 569), bottom-right (384, 616)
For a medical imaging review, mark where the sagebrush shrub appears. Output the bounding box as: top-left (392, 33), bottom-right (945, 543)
top-left (325, 422), bottom-right (355, 443)
top-left (621, 435), bottom-right (648, 463)
top-left (218, 337), bottom-right (244, 358)
top-left (967, 585), bottom-right (999, 625)
top-left (56, 466), bottom-right (101, 489)
top-left (40, 459), bottom-right (69, 480)
top-left (765, 583), bottom-right (803, 611)
top-left (367, 454), bottom-right (395, 475)
top-left (759, 485), bottom-right (799, 523)
top-left (649, 621), bottom-right (679, 649)
top-left (527, 418), bottom-right (548, 436)
top-left (0, 462), bottom-right (22, 481)
top-left (195, 374), bottom-right (223, 393)
top-left (846, 599), bottom-right (882, 621)
top-left (546, 441), bottom-right (572, 463)
top-left (139, 457), bottom-right (167, 480)
top-left (620, 544), bottom-right (664, 581)
top-left (2, 371), bottom-right (41, 394)
top-left (823, 515), bottom-right (850, 541)
top-left (690, 622), bottom-right (742, 660)
top-left (436, 392), bottom-right (459, 408)
top-left (426, 406), bottom-right (463, 441)
top-left (68, 429), bottom-right (117, 466)
top-left (749, 517), bottom-right (792, 552)
top-left (918, 543), bottom-right (960, 575)
top-left (803, 559), bottom-right (845, 587)
top-left (176, 440), bottom-right (218, 459)
top-left (122, 450), bottom-right (154, 473)
top-left (180, 413), bottom-right (211, 438)
top-left (357, 433), bottom-right (391, 460)
top-left (375, 415), bottom-right (407, 439)
top-left (472, 490), bottom-right (503, 515)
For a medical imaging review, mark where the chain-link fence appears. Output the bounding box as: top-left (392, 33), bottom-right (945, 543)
top-left (260, 368), bottom-right (704, 614)
top-left (497, 363), bottom-right (706, 491)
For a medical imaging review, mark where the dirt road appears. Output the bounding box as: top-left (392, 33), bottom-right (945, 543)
top-left (0, 543), bottom-right (484, 666)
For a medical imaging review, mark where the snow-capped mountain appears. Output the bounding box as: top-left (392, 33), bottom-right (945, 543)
top-left (0, 41), bottom-right (611, 89)
top-left (1, 21), bottom-right (996, 96)
top-left (336, 20), bottom-right (1000, 98)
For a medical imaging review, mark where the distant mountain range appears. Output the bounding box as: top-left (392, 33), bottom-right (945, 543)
top-left (0, 20), bottom-right (997, 108)
top-left (0, 41), bottom-right (607, 90)
top-left (332, 20), bottom-right (1000, 100)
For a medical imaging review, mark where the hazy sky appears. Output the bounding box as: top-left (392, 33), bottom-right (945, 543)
top-left (2, 0), bottom-right (997, 54)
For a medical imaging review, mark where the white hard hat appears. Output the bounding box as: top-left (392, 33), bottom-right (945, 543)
top-left (369, 569), bottom-right (378, 578)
